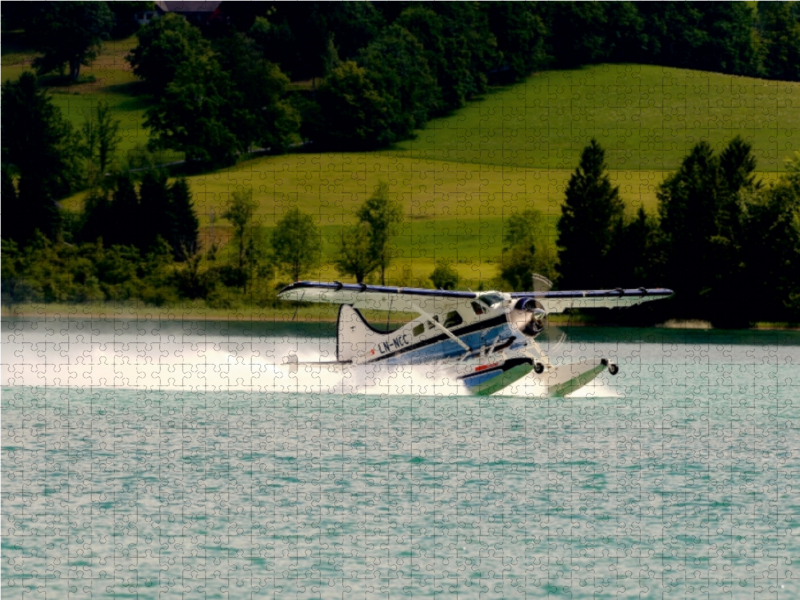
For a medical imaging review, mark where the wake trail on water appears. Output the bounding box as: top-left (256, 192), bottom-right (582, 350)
top-left (2, 326), bottom-right (619, 398)
top-left (1, 330), bottom-right (476, 396)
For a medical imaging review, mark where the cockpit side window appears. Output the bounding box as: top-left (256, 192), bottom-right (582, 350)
top-left (471, 301), bottom-right (485, 316)
top-left (478, 293), bottom-right (504, 308)
top-left (443, 311), bottom-right (463, 328)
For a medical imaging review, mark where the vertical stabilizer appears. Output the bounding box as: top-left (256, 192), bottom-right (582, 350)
top-left (336, 304), bottom-right (389, 362)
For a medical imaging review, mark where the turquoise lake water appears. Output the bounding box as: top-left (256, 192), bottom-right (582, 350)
top-left (2, 318), bottom-right (799, 598)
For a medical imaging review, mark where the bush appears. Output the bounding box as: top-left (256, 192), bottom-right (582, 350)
top-left (430, 259), bottom-right (459, 290)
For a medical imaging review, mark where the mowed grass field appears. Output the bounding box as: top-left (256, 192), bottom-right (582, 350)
top-left (61, 153), bottom-right (679, 284)
top-left (8, 33), bottom-right (796, 285)
top-left (390, 63), bottom-right (800, 173)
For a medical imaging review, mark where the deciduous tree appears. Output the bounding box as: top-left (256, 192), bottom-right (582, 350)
top-left (212, 32), bottom-right (299, 153)
top-left (127, 12), bottom-right (212, 93)
top-left (334, 225), bottom-right (377, 284)
top-left (28, 1), bottom-right (113, 81)
top-left (81, 100), bottom-right (121, 178)
top-left (271, 207), bottom-right (322, 282)
top-left (144, 54), bottom-right (241, 165)
top-left (485, 3), bottom-right (550, 80)
top-left (314, 61), bottom-right (391, 150)
top-left (430, 259), bottom-right (459, 290)
top-left (500, 208), bottom-right (555, 289)
top-left (757, 2), bottom-right (800, 81)
top-left (222, 188), bottom-right (259, 287)
top-left (356, 182), bottom-right (404, 286)
top-left (358, 24), bottom-right (437, 141)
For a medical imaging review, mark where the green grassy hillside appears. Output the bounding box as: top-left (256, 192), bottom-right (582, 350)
top-left (63, 154), bottom-right (687, 283)
top-left (22, 47), bottom-right (794, 283)
top-left (389, 64), bottom-right (800, 172)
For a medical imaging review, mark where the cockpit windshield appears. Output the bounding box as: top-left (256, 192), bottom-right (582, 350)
top-left (477, 292), bottom-right (504, 308)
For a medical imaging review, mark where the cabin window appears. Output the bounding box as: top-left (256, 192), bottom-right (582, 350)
top-left (471, 301), bottom-right (485, 315)
top-left (443, 311), bottom-right (463, 328)
top-left (478, 293), bottom-right (504, 308)
top-left (412, 324), bottom-right (424, 337)
top-left (426, 315), bottom-right (440, 329)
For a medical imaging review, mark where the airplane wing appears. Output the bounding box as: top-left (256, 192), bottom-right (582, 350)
top-left (278, 281), bottom-right (478, 313)
top-left (511, 288), bottom-right (673, 314)
top-left (279, 282), bottom-right (673, 314)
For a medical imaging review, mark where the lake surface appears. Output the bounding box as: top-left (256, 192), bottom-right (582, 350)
top-left (2, 318), bottom-right (799, 598)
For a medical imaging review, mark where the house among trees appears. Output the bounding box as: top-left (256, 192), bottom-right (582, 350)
top-left (135, 1), bottom-right (222, 27)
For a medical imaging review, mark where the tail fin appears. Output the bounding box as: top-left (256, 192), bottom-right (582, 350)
top-left (337, 304), bottom-right (389, 362)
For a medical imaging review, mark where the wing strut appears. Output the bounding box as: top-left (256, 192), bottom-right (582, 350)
top-left (412, 304), bottom-right (471, 353)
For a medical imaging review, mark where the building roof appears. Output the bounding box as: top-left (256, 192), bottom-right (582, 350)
top-left (155, 1), bottom-right (221, 13)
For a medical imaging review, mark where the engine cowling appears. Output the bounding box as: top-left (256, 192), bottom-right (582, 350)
top-left (508, 298), bottom-right (547, 338)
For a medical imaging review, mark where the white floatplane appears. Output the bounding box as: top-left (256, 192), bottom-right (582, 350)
top-left (278, 280), bottom-right (673, 397)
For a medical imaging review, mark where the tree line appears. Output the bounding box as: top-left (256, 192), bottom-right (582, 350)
top-left (129, 2), bottom-right (800, 158)
top-left (0, 174), bottom-right (410, 310)
top-left (4, 132), bottom-right (799, 325)
top-left (8, 2), bottom-right (797, 166)
top-left (548, 139), bottom-right (800, 326)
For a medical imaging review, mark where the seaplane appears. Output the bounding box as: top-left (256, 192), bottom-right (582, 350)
top-left (278, 277), bottom-right (672, 397)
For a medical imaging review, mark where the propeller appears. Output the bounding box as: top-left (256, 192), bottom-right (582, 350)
top-left (508, 273), bottom-right (571, 366)
top-left (531, 274), bottom-right (569, 356)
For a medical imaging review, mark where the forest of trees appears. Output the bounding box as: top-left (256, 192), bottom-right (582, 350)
top-left (6, 2), bottom-right (798, 161)
top-left (2, 2), bottom-right (800, 325)
top-left (134, 2), bottom-right (800, 155)
top-left (554, 139), bottom-right (800, 326)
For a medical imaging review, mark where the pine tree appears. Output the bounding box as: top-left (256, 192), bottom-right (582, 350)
top-left (111, 174), bottom-right (141, 248)
top-left (138, 170), bottom-right (172, 251)
top-left (168, 178), bottom-right (199, 261)
top-left (656, 142), bottom-right (720, 314)
top-left (556, 139), bottom-right (624, 290)
top-left (2, 73), bottom-right (76, 243)
top-left (606, 207), bottom-right (660, 289)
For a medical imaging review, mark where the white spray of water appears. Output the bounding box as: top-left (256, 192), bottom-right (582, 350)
top-left (1, 327), bottom-right (474, 395)
top-left (1, 323), bottom-right (620, 397)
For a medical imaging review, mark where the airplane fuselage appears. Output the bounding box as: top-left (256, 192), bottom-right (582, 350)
top-left (337, 292), bottom-right (530, 365)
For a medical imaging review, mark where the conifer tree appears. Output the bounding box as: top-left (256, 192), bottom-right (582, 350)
top-left (168, 178), bottom-right (199, 261)
top-left (656, 142), bottom-right (721, 315)
top-left (556, 139), bottom-right (624, 290)
top-left (138, 170), bottom-right (172, 251)
top-left (2, 73), bottom-right (77, 242)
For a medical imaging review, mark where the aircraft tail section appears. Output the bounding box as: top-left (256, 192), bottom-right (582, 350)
top-left (337, 304), bottom-right (389, 362)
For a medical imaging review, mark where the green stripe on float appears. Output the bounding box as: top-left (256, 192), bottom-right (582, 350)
top-left (470, 362), bottom-right (534, 397)
top-left (549, 363), bottom-right (607, 398)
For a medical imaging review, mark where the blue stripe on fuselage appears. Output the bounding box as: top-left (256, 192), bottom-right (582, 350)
top-left (375, 323), bottom-right (526, 365)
